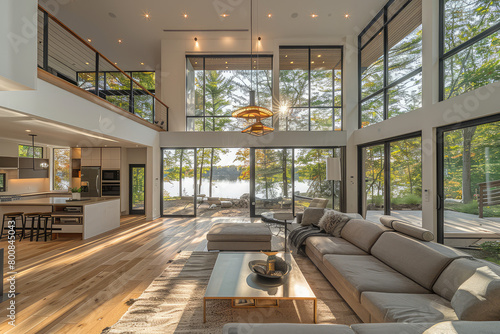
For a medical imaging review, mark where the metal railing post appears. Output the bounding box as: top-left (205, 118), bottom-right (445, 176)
top-left (43, 11), bottom-right (49, 71)
top-left (95, 53), bottom-right (100, 96)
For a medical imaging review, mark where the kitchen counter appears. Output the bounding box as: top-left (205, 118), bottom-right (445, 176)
top-left (0, 197), bottom-right (118, 206)
top-left (0, 197), bottom-right (120, 239)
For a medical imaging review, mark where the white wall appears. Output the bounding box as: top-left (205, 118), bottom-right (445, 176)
top-left (0, 0), bottom-right (37, 91)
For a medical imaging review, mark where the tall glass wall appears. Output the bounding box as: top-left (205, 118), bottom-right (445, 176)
top-left (186, 56), bottom-right (273, 131)
top-left (440, 119), bottom-right (500, 265)
top-left (361, 136), bottom-right (422, 224)
top-left (441, 0), bottom-right (500, 100)
top-left (359, 0), bottom-right (423, 127)
top-left (162, 147), bottom-right (343, 217)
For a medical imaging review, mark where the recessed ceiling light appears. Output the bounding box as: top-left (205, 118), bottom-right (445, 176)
top-left (225, 61), bottom-right (228, 64)
top-left (140, 62), bottom-right (145, 65)
top-left (25, 130), bottom-right (31, 133)
top-left (114, 62), bottom-right (118, 65)
top-left (254, 60), bottom-right (256, 63)
top-left (285, 55), bottom-right (288, 58)
top-left (290, 61), bottom-right (294, 64)
top-left (344, 13), bottom-right (350, 19)
top-left (195, 61), bottom-right (198, 64)
top-left (226, 66), bottom-right (228, 69)
top-left (311, 13), bottom-right (318, 18)
top-left (85, 62), bottom-right (89, 65)
top-left (323, 61), bottom-right (325, 64)
top-left (118, 39), bottom-right (123, 44)
top-left (143, 12), bottom-right (151, 20)
top-left (311, 61), bottom-right (315, 64)
top-left (267, 13), bottom-right (272, 18)
top-left (87, 38), bottom-right (92, 43)
top-left (220, 13), bottom-right (229, 18)
top-left (317, 54), bottom-right (322, 58)
top-left (183, 13), bottom-right (188, 18)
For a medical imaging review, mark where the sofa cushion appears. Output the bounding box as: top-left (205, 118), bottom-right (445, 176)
top-left (361, 292), bottom-right (458, 323)
top-left (379, 215), bottom-right (399, 228)
top-left (352, 321), bottom-right (500, 334)
top-left (301, 208), bottom-right (325, 226)
top-left (392, 221), bottom-right (434, 241)
top-left (306, 236), bottom-right (368, 260)
top-left (371, 232), bottom-right (469, 290)
top-left (206, 223), bottom-right (271, 242)
top-left (323, 254), bottom-right (429, 302)
top-left (340, 219), bottom-right (392, 253)
top-left (223, 323), bottom-right (355, 334)
top-left (445, 259), bottom-right (500, 321)
top-left (318, 211), bottom-right (350, 237)
top-left (434, 258), bottom-right (500, 303)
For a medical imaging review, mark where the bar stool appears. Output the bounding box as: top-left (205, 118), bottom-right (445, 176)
top-left (1, 212), bottom-right (24, 240)
top-left (37, 212), bottom-right (53, 241)
top-left (24, 212), bottom-right (43, 241)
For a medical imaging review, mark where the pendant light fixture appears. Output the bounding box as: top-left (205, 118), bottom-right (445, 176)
top-left (28, 134), bottom-right (49, 170)
top-left (232, 0), bottom-right (274, 136)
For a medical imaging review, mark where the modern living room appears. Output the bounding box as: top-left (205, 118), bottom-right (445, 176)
top-left (1, 0), bottom-right (500, 333)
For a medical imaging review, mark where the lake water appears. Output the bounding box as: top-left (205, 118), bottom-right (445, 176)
top-left (163, 179), bottom-right (310, 199)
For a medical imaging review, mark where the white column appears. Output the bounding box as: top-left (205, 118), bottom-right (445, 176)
top-left (420, 0), bottom-right (440, 235)
top-left (343, 35), bottom-right (359, 213)
top-left (0, 0), bottom-right (37, 90)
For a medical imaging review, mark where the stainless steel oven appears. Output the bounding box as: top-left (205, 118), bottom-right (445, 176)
top-left (102, 182), bottom-right (120, 197)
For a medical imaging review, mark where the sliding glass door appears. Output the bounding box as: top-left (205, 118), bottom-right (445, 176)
top-left (360, 134), bottom-right (422, 224)
top-left (438, 116), bottom-right (500, 264)
top-left (162, 149), bottom-right (196, 216)
top-left (254, 149), bottom-right (293, 216)
top-left (162, 147), bottom-right (344, 217)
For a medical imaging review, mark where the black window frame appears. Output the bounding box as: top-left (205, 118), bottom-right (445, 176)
top-left (76, 70), bottom-right (156, 120)
top-left (358, 0), bottom-right (423, 129)
top-left (439, 0), bottom-right (500, 101)
top-left (185, 54), bottom-right (274, 132)
top-left (279, 45), bottom-right (344, 131)
top-left (357, 131), bottom-right (423, 216)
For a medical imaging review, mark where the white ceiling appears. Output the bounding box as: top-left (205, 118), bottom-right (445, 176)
top-left (0, 108), bottom-right (143, 148)
top-left (47, 0), bottom-right (387, 70)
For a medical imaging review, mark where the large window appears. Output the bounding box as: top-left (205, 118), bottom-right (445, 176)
top-left (78, 71), bottom-right (156, 123)
top-left (186, 55), bottom-right (273, 131)
top-left (359, 0), bottom-right (423, 128)
top-left (19, 144), bottom-right (43, 158)
top-left (438, 116), bottom-right (500, 265)
top-left (440, 0), bottom-right (500, 100)
top-left (162, 147), bottom-right (344, 217)
top-left (360, 134), bottom-right (422, 224)
top-left (53, 148), bottom-right (71, 190)
top-left (279, 46), bottom-right (343, 131)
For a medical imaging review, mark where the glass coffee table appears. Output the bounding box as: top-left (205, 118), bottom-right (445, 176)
top-left (203, 252), bottom-right (317, 323)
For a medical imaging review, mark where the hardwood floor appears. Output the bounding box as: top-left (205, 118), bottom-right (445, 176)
top-left (0, 215), bottom-right (256, 334)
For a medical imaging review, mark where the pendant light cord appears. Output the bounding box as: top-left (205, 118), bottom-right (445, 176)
top-left (250, 0), bottom-right (253, 92)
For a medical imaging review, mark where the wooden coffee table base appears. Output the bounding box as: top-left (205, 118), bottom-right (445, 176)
top-left (203, 297), bottom-right (317, 323)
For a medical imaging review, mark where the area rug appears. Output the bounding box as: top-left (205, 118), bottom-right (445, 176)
top-left (102, 252), bottom-right (360, 334)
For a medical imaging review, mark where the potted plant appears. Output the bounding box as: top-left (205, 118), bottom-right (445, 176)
top-left (70, 187), bottom-right (81, 200)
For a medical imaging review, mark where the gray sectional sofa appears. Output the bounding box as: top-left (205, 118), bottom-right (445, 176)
top-left (223, 213), bottom-right (500, 333)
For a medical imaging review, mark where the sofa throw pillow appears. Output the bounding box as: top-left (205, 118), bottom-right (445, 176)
top-left (318, 211), bottom-right (351, 237)
top-left (301, 208), bottom-right (325, 226)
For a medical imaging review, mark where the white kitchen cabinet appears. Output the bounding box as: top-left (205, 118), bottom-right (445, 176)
top-left (81, 148), bottom-right (101, 167)
top-left (101, 148), bottom-right (121, 169)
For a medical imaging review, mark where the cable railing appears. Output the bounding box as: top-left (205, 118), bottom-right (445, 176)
top-left (37, 5), bottom-right (168, 130)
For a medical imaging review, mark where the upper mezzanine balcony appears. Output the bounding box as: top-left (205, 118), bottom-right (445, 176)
top-left (36, 5), bottom-right (168, 131)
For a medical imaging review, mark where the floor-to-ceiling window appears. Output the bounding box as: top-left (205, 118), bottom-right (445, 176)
top-left (359, 0), bottom-right (423, 128)
top-left (279, 46), bottom-right (343, 131)
top-left (162, 147), bottom-right (344, 217)
top-left (53, 148), bottom-right (70, 190)
top-left (438, 116), bottom-right (500, 265)
top-left (186, 55), bottom-right (273, 131)
top-left (360, 134), bottom-right (422, 224)
top-left (440, 0), bottom-right (500, 101)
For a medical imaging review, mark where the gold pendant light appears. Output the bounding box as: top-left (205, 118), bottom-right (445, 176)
top-left (232, 0), bottom-right (274, 136)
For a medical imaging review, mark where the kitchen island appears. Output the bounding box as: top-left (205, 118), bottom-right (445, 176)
top-left (0, 197), bottom-right (120, 240)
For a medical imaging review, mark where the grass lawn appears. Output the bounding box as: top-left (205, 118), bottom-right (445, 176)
top-left (445, 200), bottom-right (500, 218)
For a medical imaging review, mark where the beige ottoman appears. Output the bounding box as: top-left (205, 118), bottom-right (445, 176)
top-left (207, 223), bottom-right (272, 251)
